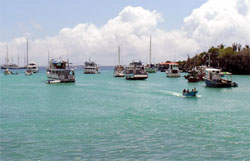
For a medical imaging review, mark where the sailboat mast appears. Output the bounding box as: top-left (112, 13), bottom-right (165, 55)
top-left (18, 49), bottom-right (20, 66)
top-left (118, 46), bottom-right (120, 66)
top-left (26, 38), bottom-right (29, 66)
top-left (149, 35), bottom-right (152, 65)
top-left (48, 50), bottom-right (50, 65)
top-left (6, 46), bottom-right (9, 65)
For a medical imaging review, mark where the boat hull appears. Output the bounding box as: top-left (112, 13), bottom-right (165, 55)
top-left (114, 73), bottom-right (125, 77)
top-left (145, 68), bottom-right (157, 73)
top-left (1, 66), bottom-right (27, 69)
top-left (183, 91), bottom-right (198, 97)
top-left (126, 74), bottom-right (148, 80)
top-left (205, 79), bottom-right (232, 88)
top-left (188, 77), bottom-right (200, 82)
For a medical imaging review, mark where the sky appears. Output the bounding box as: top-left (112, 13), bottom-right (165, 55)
top-left (0, 0), bottom-right (250, 66)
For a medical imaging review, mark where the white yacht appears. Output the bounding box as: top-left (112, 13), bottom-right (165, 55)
top-left (46, 59), bottom-right (75, 83)
top-left (84, 59), bottom-right (99, 74)
top-left (166, 63), bottom-right (180, 77)
top-left (27, 62), bottom-right (39, 73)
top-left (113, 46), bottom-right (125, 77)
top-left (125, 61), bottom-right (148, 80)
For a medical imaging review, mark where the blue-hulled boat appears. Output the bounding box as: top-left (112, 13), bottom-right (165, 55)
top-left (182, 90), bottom-right (198, 97)
top-left (205, 68), bottom-right (238, 88)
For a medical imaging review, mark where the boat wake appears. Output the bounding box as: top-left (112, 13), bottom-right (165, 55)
top-left (77, 83), bottom-right (94, 86)
top-left (158, 90), bottom-right (202, 98)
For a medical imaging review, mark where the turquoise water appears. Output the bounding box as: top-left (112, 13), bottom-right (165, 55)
top-left (0, 67), bottom-right (250, 160)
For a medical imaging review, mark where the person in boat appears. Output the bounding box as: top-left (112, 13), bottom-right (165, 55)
top-left (187, 89), bottom-right (189, 93)
top-left (183, 89), bottom-right (186, 93)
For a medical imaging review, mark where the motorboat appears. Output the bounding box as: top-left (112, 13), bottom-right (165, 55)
top-left (47, 59), bottom-right (75, 83)
top-left (205, 68), bottom-right (238, 87)
top-left (166, 63), bottom-right (180, 77)
top-left (84, 59), bottom-right (100, 74)
top-left (182, 88), bottom-right (198, 97)
top-left (27, 62), bottom-right (39, 73)
top-left (125, 61), bottom-right (148, 80)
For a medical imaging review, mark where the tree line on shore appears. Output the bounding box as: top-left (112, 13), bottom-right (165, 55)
top-left (177, 43), bottom-right (250, 75)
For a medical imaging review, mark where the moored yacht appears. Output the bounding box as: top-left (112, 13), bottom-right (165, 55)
top-left (113, 46), bottom-right (125, 77)
top-left (84, 59), bottom-right (100, 74)
top-left (1, 46), bottom-right (26, 69)
top-left (166, 62), bottom-right (180, 77)
top-left (27, 62), bottom-right (39, 73)
top-left (205, 68), bottom-right (237, 87)
top-left (125, 61), bottom-right (148, 80)
top-left (46, 59), bottom-right (75, 83)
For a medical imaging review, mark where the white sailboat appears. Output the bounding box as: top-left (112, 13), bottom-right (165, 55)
top-left (113, 46), bottom-right (125, 77)
top-left (145, 36), bottom-right (157, 73)
top-left (25, 38), bottom-right (39, 73)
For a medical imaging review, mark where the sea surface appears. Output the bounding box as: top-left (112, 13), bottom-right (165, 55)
top-left (0, 67), bottom-right (250, 160)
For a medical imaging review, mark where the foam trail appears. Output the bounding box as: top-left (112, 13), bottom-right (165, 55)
top-left (158, 90), bottom-right (185, 98)
top-left (158, 90), bottom-right (202, 98)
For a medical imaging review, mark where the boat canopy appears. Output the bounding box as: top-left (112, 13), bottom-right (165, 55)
top-left (205, 68), bottom-right (221, 72)
top-left (220, 72), bottom-right (232, 75)
top-left (51, 59), bottom-right (67, 64)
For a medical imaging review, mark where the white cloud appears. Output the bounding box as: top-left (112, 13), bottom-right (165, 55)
top-left (1, 1), bottom-right (250, 66)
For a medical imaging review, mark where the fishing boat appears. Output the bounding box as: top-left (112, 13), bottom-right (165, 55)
top-left (113, 46), bottom-right (125, 77)
top-left (145, 36), bottom-right (157, 73)
top-left (166, 62), bottom-right (180, 77)
top-left (46, 59), bottom-right (75, 83)
top-left (27, 62), bottom-right (39, 73)
top-left (84, 59), bottom-right (100, 74)
top-left (205, 68), bottom-right (238, 87)
top-left (185, 66), bottom-right (206, 82)
top-left (182, 88), bottom-right (198, 97)
top-left (25, 69), bottom-right (33, 76)
top-left (125, 61), bottom-right (148, 80)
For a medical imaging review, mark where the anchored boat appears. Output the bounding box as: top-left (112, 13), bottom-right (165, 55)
top-left (113, 46), bottom-right (125, 77)
top-left (205, 68), bottom-right (238, 87)
top-left (125, 61), bottom-right (148, 80)
top-left (27, 62), bottom-right (39, 73)
top-left (84, 59), bottom-right (100, 74)
top-left (166, 63), bottom-right (180, 77)
top-left (46, 59), bottom-right (75, 83)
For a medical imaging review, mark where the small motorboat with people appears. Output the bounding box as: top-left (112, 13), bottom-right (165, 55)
top-left (4, 68), bottom-right (12, 75)
top-left (205, 68), bottom-right (238, 87)
top-left (185, 66), bottom-right (206, 82)
top-left (25, 69), bottom-right (33, 75)
top-left (182, 88), bottom-right (198, 97)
